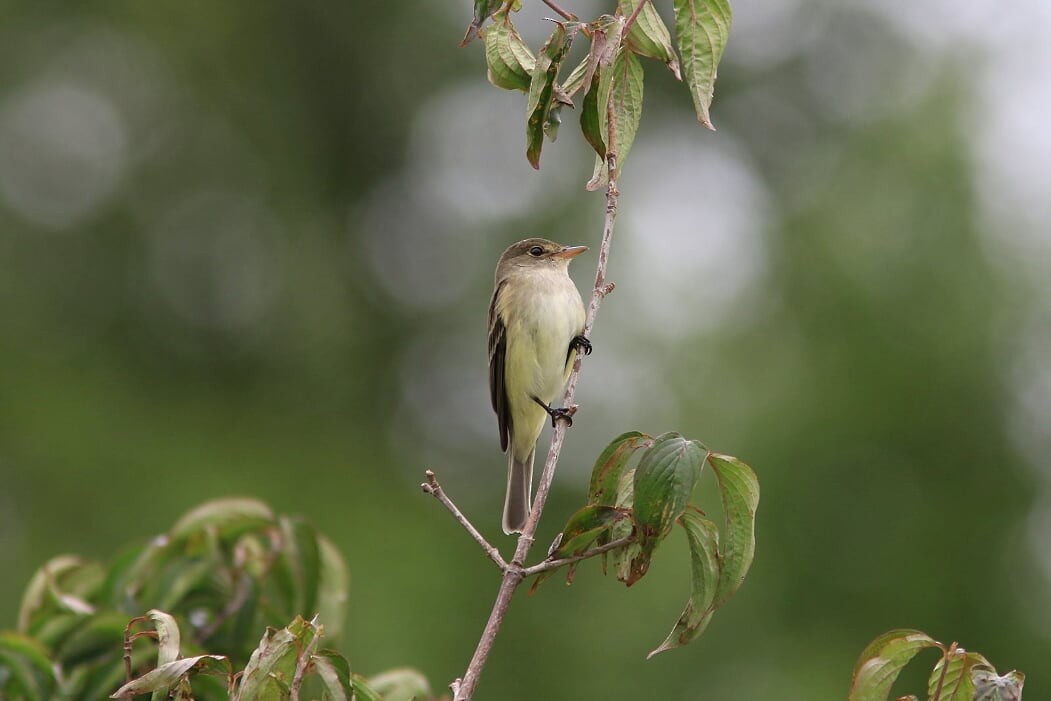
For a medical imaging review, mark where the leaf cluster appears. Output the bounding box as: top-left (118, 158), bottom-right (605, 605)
top-left (532, 431), bottom-right (759, 658)
top-left (848, 629), bottom-right (1025, 701)
top-left (469, 0), bottom-right (732, 181)
top-left (0, 498), bottom-right (432, 701)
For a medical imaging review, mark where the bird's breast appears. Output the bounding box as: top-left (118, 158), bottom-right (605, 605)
top-left (497, 269), bottom-right (585, 404)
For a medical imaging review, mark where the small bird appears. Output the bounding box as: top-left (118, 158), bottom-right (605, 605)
top-left (488, 238), bottom-right (591, 534)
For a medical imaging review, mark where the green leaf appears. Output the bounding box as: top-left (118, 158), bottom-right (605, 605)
top-left (580, 71), bottom-right (607, 159)
top-left (147, 610), bottom-right (181, 665)
top-left (460, 0), bottom-right (503, 47)
top-left (18, 555), bottom-right (94, 633)
top-left (707, 453), bottom-right (759, 608)
top-left (531, 505), bottom-right (625, 594)
top-left (235, 617), bottom-right (311, 701)
top-left (619, 0), bottom-right (681, 79)
top-left (585, 49), bottom-right (645, 191)
top-left (154, 555), bottom-right (218, 612)
top-left (53, 611), bottom-right (127, 668)
top-left (526, 22), bottom-right (576, 169)
top-left (972, 669), bottom-right (1025, 701)
top-left (311, 653), bottom-right (351, 701)
top-left (483, 11), bottom-right (535, 91)
top-left (368, 668), bottom-right (432, 701)
top-left (0, 632), bottom-right (57, 701)
top-left (544, 99), bottom-right (567, 142)
top-left (552, 505), bottom-right (624, 559)
top-left (928, 648), bottom-right (990, 701)
top-left (848, 629), bottom-right (940, 701)
top-left (147, 609), bottom-right (183, 701)
top-left (627, 433), bottom-right (704, 585)
top-left (110, 655), bottom-right (230, 698)
top-left (316, 535), bottom-right (350, 644)
top-left (560, 57), bottom-right (589, 98)
top-left (279, 516), bottom-right (322, 617)
top-left (311, 652), bottom-right (351, 701)
top-left (647, 509), bottom-right (720, 657)
top-left (351, 673), bottom-right (384, 701)
top-left (170, 497), bottom-right (274, 541)
top-left (601, 461), bottom-right (642, 581)
top-left (632, 434), bottom-right (704, 540)
top-left (672, 0), bottom-right (732, 130)
top-left (290, 616), bottom-right (324, 700)
top-left (588, 431), bottom-right (654, 506)
top-left (578, 16), bottom-right (626, 160)
top-left (31, 612), bottom-right (91, 650)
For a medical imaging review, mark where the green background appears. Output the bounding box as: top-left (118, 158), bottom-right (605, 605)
top-left (2, 1), bottom-right (1049, 698)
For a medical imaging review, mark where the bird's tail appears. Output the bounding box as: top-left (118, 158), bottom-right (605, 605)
top-left (502, 448), bottom-right (534, 535)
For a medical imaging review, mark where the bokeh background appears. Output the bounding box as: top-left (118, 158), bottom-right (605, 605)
top-left (2, 1), bottom-right (1050, 698)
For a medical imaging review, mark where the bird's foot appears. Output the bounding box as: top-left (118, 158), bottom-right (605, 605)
top-left (570, 334), bottom-right (593, 356)
top-left (532, 396), bottom-right (578, 428)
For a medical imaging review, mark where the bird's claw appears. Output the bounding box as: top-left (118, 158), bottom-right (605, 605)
top-left (549, 406), bottom-right (575, 428)
top-left (571, 335), bottom-right (593, 356)
top-left (532, 396), bottom-right (578, 428)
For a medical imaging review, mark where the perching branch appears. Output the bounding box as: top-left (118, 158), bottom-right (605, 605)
top-left (449, 71), bottom-right (624, 701)
top-left (422, 470), bottom-right (508, 572)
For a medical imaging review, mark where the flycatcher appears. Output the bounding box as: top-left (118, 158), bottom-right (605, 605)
top-left (488, 238), bottom-right (591, 534)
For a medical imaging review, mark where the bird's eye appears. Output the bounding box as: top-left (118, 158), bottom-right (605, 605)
top-left (529, 246), bottom-right (544, 257)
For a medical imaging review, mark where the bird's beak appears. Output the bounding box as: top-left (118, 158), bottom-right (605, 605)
top-left (554, 245), bottom-right (588, 260)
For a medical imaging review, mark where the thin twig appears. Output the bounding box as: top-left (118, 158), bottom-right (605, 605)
top-left (541, 0), bottom-right (576, 21)
top-left (422, 471), bottom-right (509, 572)
top-left (623, 0), bottom-right (652, 33)
top-left (451, 85), bottom-right (624, 701)
top-left (521, 535), bottom-right (636, 577)
top-left (121, 616), bottom-right (152, 701)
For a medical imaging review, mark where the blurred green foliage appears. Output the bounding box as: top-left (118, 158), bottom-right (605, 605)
top-left (1, 1), bottom-right (1047, 699)
top-left (3, 498), bottom-right (433, 700)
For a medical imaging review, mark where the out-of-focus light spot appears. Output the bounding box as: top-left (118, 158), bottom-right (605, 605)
top-left (407, 82), bottom-right (587, 224)
top-left (1007, 309), bottom-right (1051, 477)
top-left (396, 330), bottom-right (490, 453)
top-left (1026, 492), bottom-right (1051, 591)
top-left (148, 191), bottom-right (284, 330)
top-left (871, 0), bottom-right (1021, 52)
top-left (804, 11), bottom-right (935, 126)
top-left (359, 180), bottom-right (481, 311)
top-left (0, 482), bottom-right (23, 565)
top-left (358, 79), bottom-right (594, 310)
top-left (0, 83), bottom-right (127, 230)
top-left (730, 0), bottom-right (823, 70)
top-left (617, 126), bottom-right (769, 338)
top-left (971, 36), bottom-right (1051, 290)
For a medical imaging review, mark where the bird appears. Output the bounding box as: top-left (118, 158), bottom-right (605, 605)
top-left (488, 238), bottom-right (591, 534)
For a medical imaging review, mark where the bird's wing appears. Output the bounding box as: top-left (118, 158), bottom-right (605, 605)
top-left (488, 280), bottom-right (510, 453)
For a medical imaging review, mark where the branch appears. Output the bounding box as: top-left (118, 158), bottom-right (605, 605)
top-left (422, 471), bottom-right (508, 572)
top-left (541, 0), bottom-right (577, 21)
top-left (451, 88), bottom-right (624, 701)
top-left (521, 534), bottom-right (635, 578)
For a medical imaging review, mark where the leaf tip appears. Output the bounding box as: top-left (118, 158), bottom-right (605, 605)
top-left (460, 23), bottom-right (480, 47)
top-left (645, 644), bottom-right (669, 660)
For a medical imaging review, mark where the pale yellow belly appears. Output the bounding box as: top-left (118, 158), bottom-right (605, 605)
top-left (499, 277), bottom-right (584, 460)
